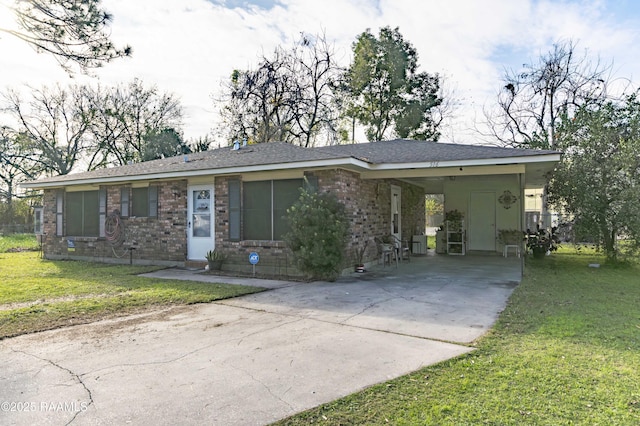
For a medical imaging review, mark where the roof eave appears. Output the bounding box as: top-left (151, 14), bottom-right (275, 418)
top-left (363, 153), bottom-right (562, 171)
top-left (20, 152), bottom-right (561, 190)
top-left (21, 156), bottom-right (370, 190)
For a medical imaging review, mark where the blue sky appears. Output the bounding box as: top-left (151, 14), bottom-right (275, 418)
top-left (2, 0), bottom-right (640, 145)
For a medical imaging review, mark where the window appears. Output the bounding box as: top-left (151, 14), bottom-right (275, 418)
top-left (120, 188), bottom-right (130, 217)
top-left (34, 207), bottom-right (43, 235)
top-left (130, 186), bottom-right (158, 218)
top-left (241, 179), bottom-right (302, 240)
top-left (66, 191), bottom-right (100, 236)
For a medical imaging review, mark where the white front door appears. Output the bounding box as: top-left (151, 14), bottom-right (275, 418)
top-left (187, 185), bottom-right (214, 261)
top-left (391, 185), bottom-right (401, 240)
top-left (468, 191), bottom-right (496, 251)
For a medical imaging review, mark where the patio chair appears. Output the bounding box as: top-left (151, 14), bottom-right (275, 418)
top-left (391, 235), bottom-right (411, 263)
top-left (374, 236), bottom-right (398, 267)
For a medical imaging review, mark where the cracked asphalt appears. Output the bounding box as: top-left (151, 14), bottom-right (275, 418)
top-left (0, 255), bottom-right (521, 425)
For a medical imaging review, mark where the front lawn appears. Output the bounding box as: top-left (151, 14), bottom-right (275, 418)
top-left (0, 248), bottom-right (264, 339)
top-left (276, 248), bottom-right (640, 425)
top-left (0, 233), bottom-right (39, 253)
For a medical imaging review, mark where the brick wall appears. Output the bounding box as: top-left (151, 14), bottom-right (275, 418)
top-left (213, 170), bottom-right (425, 274)
top-left (40, 171), bottom-right (425, 273)
top-left (42, 180), bottom-right (188, 265)
top-left (214, 176), bottom-right (300, 276)
top-left (312, 169), bottom-right (425, 268)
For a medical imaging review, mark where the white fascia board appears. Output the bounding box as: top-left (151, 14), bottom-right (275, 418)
top-left (361, 164), bottom-right (526, 179)
top-left (21, 157), bottom-right (370, 190)
top-left (365, 153), bottom-right (561, 171)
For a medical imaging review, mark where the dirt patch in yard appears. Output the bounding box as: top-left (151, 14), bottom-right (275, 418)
top-left (0, 302), bottom-right (198, 341)
top-left (30, 305), bottom-right (198, 343)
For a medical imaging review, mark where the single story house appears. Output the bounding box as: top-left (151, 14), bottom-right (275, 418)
top-left (22, 139), bottom-right (560, 275)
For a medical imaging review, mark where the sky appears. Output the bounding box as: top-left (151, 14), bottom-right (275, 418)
top-left (1, 0), bottom-right (640, 145)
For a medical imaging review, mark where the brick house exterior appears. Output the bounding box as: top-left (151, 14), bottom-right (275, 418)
top-left (25, 140), bottom-right (560, 276)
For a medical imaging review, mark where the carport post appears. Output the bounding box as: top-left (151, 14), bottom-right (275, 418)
top-left (519, 173), bottom-right (525, 277)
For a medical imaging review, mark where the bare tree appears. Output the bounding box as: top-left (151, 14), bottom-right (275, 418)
top-left (220, 51), bottom-right (291, 145)
top-left (483, 40), bottom-right (611, 150)
top-left (1, 0), bottom-right (131, 73)
top-left (2, 84), bottom-right (93, 176)
top-left (0, 126), bottom-right (38, 214)
top-left (186, 135), bottom-right (216, 152)
top-left (482, 40), bottom-right (613, 227)
top-left (86, 79), bottom-right (183, 167)
top-left (217, 32), bottom-right (344, 146)
top-left (284, 33), bottom-right (344, 147)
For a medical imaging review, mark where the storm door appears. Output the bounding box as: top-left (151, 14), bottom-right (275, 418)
top-left (187, 185), bottom-right (214, 260)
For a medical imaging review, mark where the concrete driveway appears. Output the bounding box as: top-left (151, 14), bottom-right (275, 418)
top-left (0, 255), bottom-right (520, 425)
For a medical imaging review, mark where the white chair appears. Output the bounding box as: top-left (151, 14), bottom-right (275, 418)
top-left (503, 244), bottom-right (521, 258)
top-left (391, 235), bottom-right (411, 263)
top-left (375, 237), bottom-right (398, 267)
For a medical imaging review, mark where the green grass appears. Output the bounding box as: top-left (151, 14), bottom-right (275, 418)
top-left (276, 248), bottom-right (640, 425)
top-left (426, 234), bottom-right (436, 250)
top-left (0, 251), bottom-right (264, 339)
top-left (0, 234), bottom-right (39, 253)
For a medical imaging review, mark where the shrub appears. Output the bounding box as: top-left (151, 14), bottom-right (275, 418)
top-left (284, 185), bottom-right (349, 281)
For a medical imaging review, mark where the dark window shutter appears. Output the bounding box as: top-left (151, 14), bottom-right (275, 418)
top-left (56, 190), bottom-right (64, 236)
top-left (99, 188), bottom-right (107, 237)
top-left (228, 179), bottom-right (241, 241)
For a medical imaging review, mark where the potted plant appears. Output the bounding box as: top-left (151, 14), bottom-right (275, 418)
top-left (205, 249), bottom-right (225, 270)
top-left (439, 210), bottom-right (464, 254)
top-left (354, 240), bottom-right (369, 273)
top-left (444, 209), bottom-right (464, 230)
top-left (526, 227), bottom-right (559, 258)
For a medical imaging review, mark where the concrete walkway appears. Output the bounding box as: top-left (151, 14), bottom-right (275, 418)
top-left (0, 254), bottom-right (521, 426)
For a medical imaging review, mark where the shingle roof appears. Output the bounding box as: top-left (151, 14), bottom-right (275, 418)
top-left (317, 139), bottom-right (559, 163)
top-left (24, 139), bottom-right (560, 187)
top-left (29, 142), bottom-right (344, 185)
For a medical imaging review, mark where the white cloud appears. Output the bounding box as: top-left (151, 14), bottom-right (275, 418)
top-left (1, 0), bottom-right (640, 144)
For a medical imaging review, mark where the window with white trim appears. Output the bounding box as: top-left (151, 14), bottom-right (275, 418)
top-left (240, 179), bottom-right (302, 240)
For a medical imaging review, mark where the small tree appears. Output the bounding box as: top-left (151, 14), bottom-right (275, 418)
top-left (482, 40), bottom-right (612, 229)
top-left (347, 26), bottom-right (443, 141)
top-left (284, 185), bottom-right (349, 281)
top-left (549, 94), bottom-right (640, 261)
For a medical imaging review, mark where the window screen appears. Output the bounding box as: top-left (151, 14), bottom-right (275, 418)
top-left (242, 179), bottom-right (302, 240)
top-left (131, 186), bottom-right (158, 218)
top-left (243, 181), bottom-right (271, 240)
top-left (131, 187), bottom-right (148, 217)
top-left (66, 191), bottom-right (99, 237)
top-left (273, 179), bottom-right (303, 240)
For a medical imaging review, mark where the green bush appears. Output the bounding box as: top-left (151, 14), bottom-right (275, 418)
top-left (284, 186), bottom-right (349, 281)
